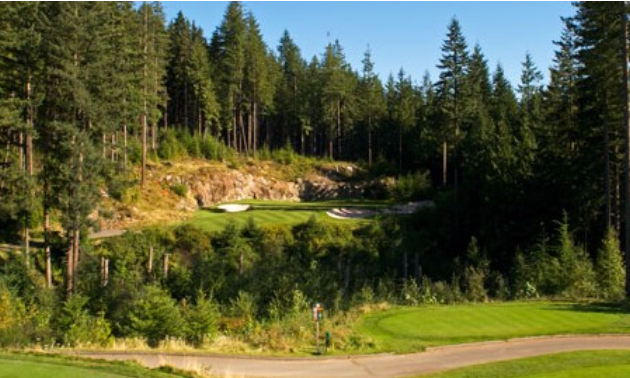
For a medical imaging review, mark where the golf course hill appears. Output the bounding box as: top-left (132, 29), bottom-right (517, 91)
top-left (95, 158), bottom-right (397, 231)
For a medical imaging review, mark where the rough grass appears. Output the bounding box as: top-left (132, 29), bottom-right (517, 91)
top-left (357, 301), bottom-right (630, 353)
top-left (419, 350), bottom-right (630, 378)
top-left (0, 352), bottom-right (200, 378)
top-left (186, 199), bottom-right (386, 232)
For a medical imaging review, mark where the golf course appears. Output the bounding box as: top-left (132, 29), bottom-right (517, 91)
top-left (357, 301), bottom-right (630, 353)
top-left (184, 199), bottom-right (389, 232)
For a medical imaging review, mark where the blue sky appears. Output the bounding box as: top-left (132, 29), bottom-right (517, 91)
top-left (161, 1), bottom-right (574, 87)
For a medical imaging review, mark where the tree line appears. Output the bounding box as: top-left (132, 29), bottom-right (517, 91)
top-left (1, 1), bottom-right (630, 299)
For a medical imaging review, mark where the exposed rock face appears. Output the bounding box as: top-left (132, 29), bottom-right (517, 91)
top-left (160, 165), bottom-right (394, 208)
top-left (166, 168), bottom-right (300, 207)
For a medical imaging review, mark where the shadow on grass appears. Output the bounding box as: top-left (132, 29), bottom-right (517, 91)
top-left (546, 302), bottom-right (630, 316)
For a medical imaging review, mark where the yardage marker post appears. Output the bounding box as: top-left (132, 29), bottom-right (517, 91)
top-left (313, 303), bottom-right (323, 354)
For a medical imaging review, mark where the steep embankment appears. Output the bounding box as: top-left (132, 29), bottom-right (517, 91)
top-left (95, 159), bottom-right (393, 231)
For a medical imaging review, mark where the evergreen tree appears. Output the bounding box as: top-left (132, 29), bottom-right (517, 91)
top-left (436, 17), bottom-right (469, 187)
top-left (357, 47), bottom-right (385, 166)
top-left (595, 227), bottom-right (625, 300)
top-left (211, 1), bottom-right (246, 151)
top-left (275, 30), bottom-right (306, 152)
top-left (243, 12), bottom-right (275, 156)
top-left (320, 40), bottom-right (355, 159)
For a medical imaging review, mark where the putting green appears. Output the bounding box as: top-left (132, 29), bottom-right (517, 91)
top-left (421, 350), bottom-right (630, 378)
top-left (186, 200), bottom-right (385, 232)
top-left (358, 302), bottom-right (630, 352)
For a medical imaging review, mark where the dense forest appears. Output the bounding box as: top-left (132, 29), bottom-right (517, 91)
top-left (1, 1), bottom-right (630, 349)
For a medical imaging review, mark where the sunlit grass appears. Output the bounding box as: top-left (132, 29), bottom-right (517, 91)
top-left (357, 301), bottom-right (630, 353)
top-left (0, 352), bottom-right (197, 378)
top-left (184, 199), bottom-right (387, 232)
top-left (419, 350), bottom-right (630, 378)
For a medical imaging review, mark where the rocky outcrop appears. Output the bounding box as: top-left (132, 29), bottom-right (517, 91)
top-left (163, 167), bottom-right (300, 207)
top-left (159, 165), bottom-right (394, 208)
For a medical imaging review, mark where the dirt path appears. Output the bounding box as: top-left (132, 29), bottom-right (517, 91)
top-left (72, 335), bottom-right (630, 378)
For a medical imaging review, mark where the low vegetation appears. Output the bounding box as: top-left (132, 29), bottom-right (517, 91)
top-left (420, 350), bottom-right (630, 378)
top-left (0, 352), bottom-right (202, 378)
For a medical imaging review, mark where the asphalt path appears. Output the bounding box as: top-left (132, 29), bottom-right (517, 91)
top-left (72, 335), bottom-right (630, 378)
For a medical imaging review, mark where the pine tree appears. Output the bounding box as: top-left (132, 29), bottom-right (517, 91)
top-left (515, 52), bottom-right (543, 178)
top-left (275, 30), bottom-right (306, 152)
top-left (436, 17), bottom-right (469, 187)
top-left (320, 40), bottom-right (355, 159)
top-left (595, 227), bottom-right (625, 300)
top-left (357, 47), bottom-right (385, 166)
top-left (211, 1), bottom-right (246, 151)
top-left (243, 12), bottom-right (275, 156)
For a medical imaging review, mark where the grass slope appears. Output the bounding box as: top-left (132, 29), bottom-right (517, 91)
top-left (357, 302), bottom-right (630, 353)
top-left (186, 199), bottom-right (385, 232)
top-left (0, 352), bottom-right (197, 378)
top-left (420, 350), bottom-right (630, 378)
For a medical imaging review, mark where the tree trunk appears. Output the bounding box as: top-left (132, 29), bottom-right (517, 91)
top-left (111, 133), bottom-right (116, 162)
top-left (100, 256), bottom-right (109, 288)
top-left (73, 228), bottom-right (80, 275)
top-left (368, 111), bottom-right (373, 167)
top-left (163, 253), bottom-right (169, 279)
top-left (141, 109), bottom-right (147, 188)
top-left (253, 101), bottom-right (258, 157)
top-left (399, 123), bottom-right (403, 173)
top-left (442, 141), bottom-right (448, 185)
top-left (148, 246), bottom-right (153, 274)
top-left (123, 123), bottom-right (128, 167)
top-left (403, 249), bottom-right (408, 279)
top-left (66, 231), bottom-right (74, 294)
top-left (44, 209), bottom-right (52, 288)
top-left (620, 4), bottom-right (630, 298)
top-left (141, 4), bottom-right (148, 188)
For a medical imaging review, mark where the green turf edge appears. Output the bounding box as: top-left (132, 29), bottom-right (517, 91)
top-left (417, 350), bottom-right (630, 378)
top-left (354, 301), bottom-right (630, 354)
top-left (0, 351), bottom-right (201, 378)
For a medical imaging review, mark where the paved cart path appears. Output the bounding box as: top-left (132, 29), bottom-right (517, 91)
top-left (72, 335), bottom-right (630, 378)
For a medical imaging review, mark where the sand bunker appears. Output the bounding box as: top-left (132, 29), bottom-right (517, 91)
top-left (217, 204), bottom-right (251, 213)
top-left (327, 201), bottom-right (434, 220)
top-left (326, 208), bottom-right (377, 219)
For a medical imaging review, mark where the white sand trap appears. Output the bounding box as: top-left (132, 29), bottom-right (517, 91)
top-left (327, 201), bottom-right (435, 220)
top-left (326, 208), bottom-right (376, 219)
top-left (217, 204), bottom-right (251, 213)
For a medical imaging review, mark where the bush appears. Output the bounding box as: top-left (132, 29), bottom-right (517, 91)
top-left (57, 295), bottom-right (113, 347)
top-left (170, 183), bottom-right (187, 198)
top-left (183, 292), bottom-right (219, 347)
top-left (158, 129), bottom-right (187, 160)
top-left (127, 285), bottom-right (185, 347)
top-left (595, 228), bottom-right (625, 301)
top-left (390, 171), bottom-right (431, 201)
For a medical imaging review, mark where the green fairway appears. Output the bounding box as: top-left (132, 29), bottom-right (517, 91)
top-left (0, 353), bottom-right (192, 378)
top-left (185, 199), bottom-right (386, 232)
top-left (358, 302), bottom-right (630, 353)
top-left (420, 350), bottom-right (630, 378)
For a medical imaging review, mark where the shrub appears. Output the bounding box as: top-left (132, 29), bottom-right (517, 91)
top-left (400, 279), bottom-right (421, 306)
top-left (57, 295), bottom-right (113, 347)
top-left (127, 285), bottom-right (185, 347)
top-left (390, 171), bottom-right (431, 201)
top-left (170, 183), bottom-right (187, 198)
top-left (158, 129), bottom-right (187, 160)
top-left (183, 292), bottom-right (219, 347)
top-left (595, 227), bottom-right (625, 301)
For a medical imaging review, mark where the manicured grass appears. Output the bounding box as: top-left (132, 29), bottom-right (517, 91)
top-left (357, 302), bottom-right (630, 353)
top-left (419, 350), bottom-right (630, 378)
top-left (0, 352), bottom-right (196, 378)
top-left (185, 199), bottom-right (387, 232)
